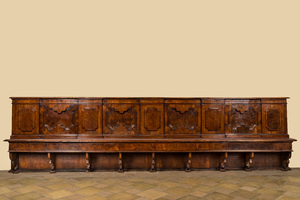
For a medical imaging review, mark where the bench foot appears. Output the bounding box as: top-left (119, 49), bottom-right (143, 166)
top-left (86, 153), bottom-right (91, 172)
top-left (119, 153), bottom-right (124, 173)
top-left (281, 152), bottom-right (291, 171)
top-left (48, 153), bottom-right (56, 173)
top-left (150, 153), bottom-right (156, 172)
top-left (185, 152), bottom-right (192, 172)
top-left (219, 152), bottom-right (228, 172)
top-left (9, 153), bottom-right (19, 174)
top-left (245, 152), bottom-right (254, 171)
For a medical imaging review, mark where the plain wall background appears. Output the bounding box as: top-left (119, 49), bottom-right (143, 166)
top-left (0, 0), bottom-right (299, 170)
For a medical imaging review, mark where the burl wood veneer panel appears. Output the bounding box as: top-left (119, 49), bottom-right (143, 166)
top-left (55, 153), bottom-right (86, 171)
top-left (202, 100), bottom-right (224, 137)
top-left (141, 103), bottom-right (164, 138)
top-left (19, 153), bottom-right (49, 170)
top-left (91, 153), bottom-right (119, 171)
top-left (78, 99), bottom-right (102, 138)
top-left (191, 153), bottom-right (220, 169)
top-left (226, 153), bottom-right (245, 169)
top-left (262, 103), bottom-right (287, 136)
top-left (12, 100), bottom-right (39, 137)
top-left (252, 153), bottom-right (282, 169)
top-left (123, 153), bottom-right (152, 170)
top-left (156, 153), bottom-right (187, 170)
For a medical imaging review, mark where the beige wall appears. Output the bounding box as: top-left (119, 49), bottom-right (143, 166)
top-left (0, 0), bottom-right (299, 170)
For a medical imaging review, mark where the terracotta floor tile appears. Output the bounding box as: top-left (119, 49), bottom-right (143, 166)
top-left (131, 182), bottom-right (156, 191)
top-left (216, 182), bottom-right (241, 190)
top-left (204, 192), bottom-right (233, 200)
top-left (107, 192), bottom-right (139, 200)
top-left (177, 195), bottom-right (204, 200)
top-left (163, 187), bottom-right (192, 196)
top-left (137, 189), bottom-right (168, 199)
top-left (276, 195), bottom-right (300, 200)
top-left (0, 187), bottom-right (14, 195)
top-left (11, 192), bottom-right (42, 200)
top-left (192, 184), bottom-right (216, 193)
top-left (44, 189), bottom-right (73, 199)
top-left (75, 187), bottom-right (102, 196)
top-left (229, 189), bottom-right (260, 199)
top-left (79, 195), bottom-right (107, 200)
top-left (280, 184), bottom-right (300, 192)
top-left (189, 191), bottom-right (207, 197)
top-left (14, 185), bottom-right (44, 194)
top-left (46, 182), bottom-right (72, 190)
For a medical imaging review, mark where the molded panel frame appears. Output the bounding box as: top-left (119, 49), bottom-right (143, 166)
top-left (141, 104), bottom-right (164, 137)
top-left (262, 104), bottom-right (287, 135)
top-left (202, 103), bottom-right (225, 135)
top-left (78, 99), bottom-right (102, 137)
top-left (13, 104), bottom-right (39, 136)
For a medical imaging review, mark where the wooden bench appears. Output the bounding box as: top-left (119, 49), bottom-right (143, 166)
top-left (5, 97), bottom-right (296, 173)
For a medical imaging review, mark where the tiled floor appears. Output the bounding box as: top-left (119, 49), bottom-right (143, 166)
top-left (0, 169), bottom-right (300, 200)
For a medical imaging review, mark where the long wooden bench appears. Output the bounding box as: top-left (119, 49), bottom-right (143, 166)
top-left (5, 97), bottom-right (296, 173)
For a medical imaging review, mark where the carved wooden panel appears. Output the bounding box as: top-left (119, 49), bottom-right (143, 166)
top-left (13, 104), bottom-right (39, 135)
top-left (79, 104), bottom-right (102, 135)
top-left (103, 104), bottom-right (139, 136)
top-left (225, 104), bottom-right (261, 134)
top-left (141, 104), bottom-right (164, 136)
top-left (40, 104), bottom-right (78, 135)
top-left (262, 104), bottom-right (286, 134)
top-left (202, 104), bottom-right (224, 134)
top-left (165, 104), bottom-right (201, 135)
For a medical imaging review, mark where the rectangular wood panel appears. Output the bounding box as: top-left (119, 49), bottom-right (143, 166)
top-left (13, 104), bottom-right (39, 135)
top-left (262, 104), bottom-right (286, 134)
top-left (141, 104), bottom-right (164, 137)
top-left (202, 104), bottom-right (224, 135)
top-left (78, 101), bottom-right (102, 136)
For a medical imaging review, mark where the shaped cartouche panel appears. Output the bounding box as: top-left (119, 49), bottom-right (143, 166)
top-left (225, 100), bottom-right (262, 134)
top-left (165, 99), bottom-right (201, 137)
top-left (39, 99), bottom-right (78, 135)
top-left (103, 99), bottom-right (140, 137)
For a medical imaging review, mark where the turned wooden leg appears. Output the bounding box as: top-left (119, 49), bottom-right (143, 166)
top-left (119, 153), bottom-right (124, 173)
top-left (9, 153), bottom-right (19, 174)
top-left (245, 152), bottom-right (254, 171)
top-left (86, 153), bottom-right (91, 172)
top-left (48, 153), bottom-right (56, 173)
top-left (185, 152), bottom-right (192, 172)
top-left (281, 152), bottom-right (291, 171)
top-left (150, 153), bottom-right (156, 172)
top-left (219, 152), bottom-right (228, 172)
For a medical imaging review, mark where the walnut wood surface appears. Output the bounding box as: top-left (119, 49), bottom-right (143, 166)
top-left (5, 97), bottom-right (296, 172)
